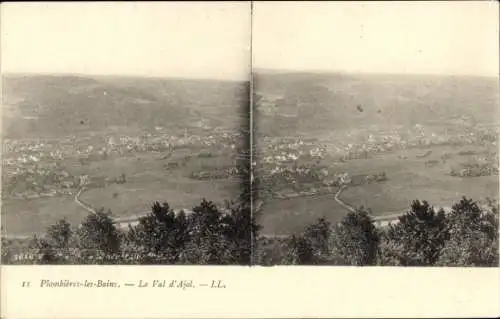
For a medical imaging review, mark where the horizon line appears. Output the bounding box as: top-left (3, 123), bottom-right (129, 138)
top-left (2, 69), bottom-right (498, 80)
top-left (0, 71), bottom-right (250, 83)
top-left (253, 68), bottom-right (499, 79)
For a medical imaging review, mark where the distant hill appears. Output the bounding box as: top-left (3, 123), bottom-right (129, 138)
top-left (1, 74), bottom-right (248, 139)
top-left (254, 71), bottom-right (499, 137)
top-left (3, 72), bottom-right (497, 139)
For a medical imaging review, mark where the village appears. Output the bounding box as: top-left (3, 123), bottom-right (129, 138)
top-left (2, 113), bottom-right (497, 202)
top-left (257, 121), bottom-right (499, 200)
top-left (1, 125), bottom-right (243, 201)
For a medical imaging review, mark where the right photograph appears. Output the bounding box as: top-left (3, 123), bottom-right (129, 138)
top-left (251, 1), bottom-right (499, 266)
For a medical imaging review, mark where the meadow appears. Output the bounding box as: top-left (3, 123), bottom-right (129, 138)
top-left (340, 146), bottom-right (498, 213)
top-left (1, 72), bottom-right (498, 238)
top-left (1, 74), bottom-right (247, 236)
top-left (255, 71), bottom-right (499, 236)
top-left (258, 147), bottom-right (498, 235)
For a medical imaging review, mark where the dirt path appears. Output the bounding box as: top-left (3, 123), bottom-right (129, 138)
top-left (74, 186), bottom-right (97, 214)
top-left (333, 185), bottom-right (356, 213)
top-left (2, 184), bottom-right (418, 242)
top-left (333, 184), bottom-right (407, 227)
top-left (332, 185), bottom-right (454, 227)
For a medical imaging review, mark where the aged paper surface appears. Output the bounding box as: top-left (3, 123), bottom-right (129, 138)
top-left (1, 1), bottom-right (499, 318)
top-left (1, 266), bottom-right (499, 318)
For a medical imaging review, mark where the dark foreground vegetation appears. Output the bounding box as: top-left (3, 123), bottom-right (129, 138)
top-left (1, 196), bottom-right (498, 266)
top-left (1, 197), bottom-right (258, 265)
top-left (256, 197), bottom-right (499, 267)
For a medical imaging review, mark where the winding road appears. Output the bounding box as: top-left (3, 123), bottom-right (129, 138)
top-left (74, 185), bottom-right (195, 230)
top-left (333, 184), bottom-right (454, 227)
top-left (74, 186), bottom-right (96, 214)
top-left (258, 185), bottom-right (406, 239)
top-left (2, 183), bottom-right (449, 241)
top-left (333, 184), bottom-right (407, 227)
top-left (333, 185), bottom-right (356, 213)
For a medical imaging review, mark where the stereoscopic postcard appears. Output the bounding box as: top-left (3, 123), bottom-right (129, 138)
top-left (1, 1), bottom-right (499, 318)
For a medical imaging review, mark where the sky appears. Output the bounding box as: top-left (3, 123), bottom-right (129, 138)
top-left (2, 2), bottom-right (498, 79)
top-left (1, 2), bottom-right (251, 80)
top-left (253, 1), bottom-right (499, 77)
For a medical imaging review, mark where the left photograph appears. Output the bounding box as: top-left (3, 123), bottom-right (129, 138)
top-left (1, 2), bottom-right (254, 265)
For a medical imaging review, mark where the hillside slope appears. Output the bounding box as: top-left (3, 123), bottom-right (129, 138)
top-left (2, 74), bottom-right (248, 138)
top-left (254, 71), bottom-right (499, 137)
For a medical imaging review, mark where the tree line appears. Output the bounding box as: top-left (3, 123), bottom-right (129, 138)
top-left (1, 196), bottom-right (498, 266)
top-left (256, 197), bottom-right (498, 267)
top-left (1, 198), bottom-right (258, 265)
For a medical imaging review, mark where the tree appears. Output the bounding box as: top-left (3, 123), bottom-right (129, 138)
top-left (275, 217), bottom-right (332, 265)
top-left (282, 234), bottom-right (314, 265)
top-left (1, 237), bottom-right (13, 264)
top-left (126, 202), bottom-right (189, 264)
top-left (27, 236), bottom-right (57, 264)
top-left (254, 236), bottom-right (291, 266)
top-left (33, 218), bottom-right (74, 264)
top-left (329, 209), bottom-right (379, 266)
top-left (11, 220), bottom-right (75, 265)
top-left (126, 198), bottom-right (256, 265)
top-left (436, 197), bottom-right (499, 266)
top-left (76, 209), bottom-right (121, 264)
top-left (181, 199), bottom-right (235, 264)
top-left (301, 217), bottom-right (331, 264)
top-left (225, 198), bottom-right (261, 265)
top-left (47, 219), bottom-right (73, 249)
top-left (379, 200), bottom-right (448, 266)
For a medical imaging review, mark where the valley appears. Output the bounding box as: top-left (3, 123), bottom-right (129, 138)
top-left (1, 74), bottom-right (248, 235)
top-left (254, 71), bottom-right (499, 235)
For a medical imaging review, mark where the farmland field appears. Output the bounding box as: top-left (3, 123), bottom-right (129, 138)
top-left (1, 74), bottom-right (248, 235)
top-left (340, 147), bottom-right (498, 213)
top-left (258, 146), bottom-right (499, 235)
top-left (1, 72), bottom-right (499, 237)
top-left (255, 71), bottom-right (499, 235)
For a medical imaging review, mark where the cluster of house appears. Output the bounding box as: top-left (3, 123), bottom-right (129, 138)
top-left (450, 163), bottom-right (499, 178)
top-left (6, 166), bottom-right (78, 199)
top-left (261, 139), bottom-right (326, 166)
top-left (99, 129), bottom-right (239, 157)
top-left (4, 126), bottom-right (240, 171)
top-left (2, 139), bottom-right (48, 153)
top-left (261, 123), bottom-right (498, 172)
top-left (190, 167), bottom-right (240, 181)
top-left (2, 139), bottom-right (64, 166)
